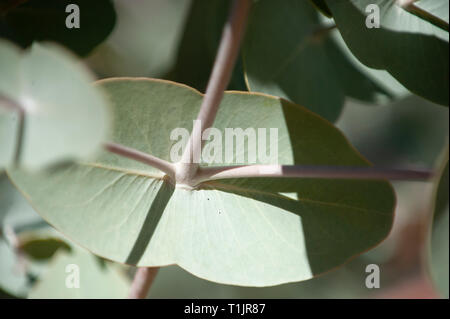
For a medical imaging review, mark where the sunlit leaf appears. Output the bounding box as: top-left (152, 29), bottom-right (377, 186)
top-left (8, 78), bottom-right (395, 287)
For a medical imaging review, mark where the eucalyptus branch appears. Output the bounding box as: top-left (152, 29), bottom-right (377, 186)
top-left (104, 142), bottom-right (175, 179)
top-left (128, 267), bottom-right (159, 299)
top-left (399, 0), bottom-right (449, 31)
top-left (195, 164), bottom-right (434, 184)
top-left (176, 0), bottom-right (252, 185)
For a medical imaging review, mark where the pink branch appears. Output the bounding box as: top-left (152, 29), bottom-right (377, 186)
top-left (176, 0), bottom-right (252, 184)
top-left (128, 267), bottom-right (159, 299)
top-left (104, 142), bottom-right (175, 179)
top-left (196, 165), bottom-right (434, 183)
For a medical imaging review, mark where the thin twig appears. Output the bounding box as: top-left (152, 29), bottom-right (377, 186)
top-left (195, 165), bottom-right (434, 184)
top-left (128, 267), bottom-right (159, 299)
top-left (104, 142), bottom-right (176, 179)
top-left (176, 0), bottom-right (252, 184)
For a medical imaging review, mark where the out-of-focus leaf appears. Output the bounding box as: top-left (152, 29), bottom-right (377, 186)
top-left (243, 0), bottom-right (393, 122)
top-left (86, 0), bottom-right (191, 78)
top-left (0, 0), bottom-right (116, 56)
top-left (326, 0), bottom-right (449, 106)
top-left (28, 246), bottom-right (130, 299)
top-left (0, 40), bottom-right (110, 169)
top-left (9, 78), bottom-right (395, 287)
top-left (20, 237), bottom-right (71, 261)
top-left (337, 96), bottom-right (449, 168)
top-left (428, 154), bottom-right (449, 298)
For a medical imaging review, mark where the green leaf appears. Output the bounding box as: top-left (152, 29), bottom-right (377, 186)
top-left (28, 246), bottom-right (129, 299)
top-left (243, 0), bottom-right (393, 122)
top-left (309, 0), bottom-right (332, 17)
top-left (167, 0), bottom-right (247, 92)
top-left (0, 0), bottom-right (116, 56)
top-left (428, 155), bottom-right (449, 298)
top-left (0, 40), bottom-right (110, 169)
top-left (326, 0), bottom-right (449, 106)
top-left (326, 24), bottom-right (409, 101)
top-left (8, 78), bottom-right (395, 287)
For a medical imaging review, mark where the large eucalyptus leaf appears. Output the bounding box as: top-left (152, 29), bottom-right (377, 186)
top-left (243, 0), bottom-right (392, 122)
top-left (428, 156), bottom-right (449, 298)
top-left (0, 0), bottom-right (116, 56)
top-left (8, 78), bottom-right (395, 287)
top-left (326, 0), bottom-right (449, 106)
top-left (28, 246), bottom-right (129, 299)
top-left (0, 40), bottom-right (110, 169)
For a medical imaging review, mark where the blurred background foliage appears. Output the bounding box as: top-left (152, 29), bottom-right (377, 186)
top-left (0, 0), bottom-right (448, 298)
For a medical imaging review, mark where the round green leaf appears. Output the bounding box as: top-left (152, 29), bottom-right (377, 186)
top-left (243, 0), bottom-right (392, 122)
top-left (0, 40), bottom-right (110, 169)
top-left (8, 78), bottom-right (395, 287)
top-left (326, 0), bottom-right (449, 106)
top-left (0, 0), bottom-right (116, 56)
